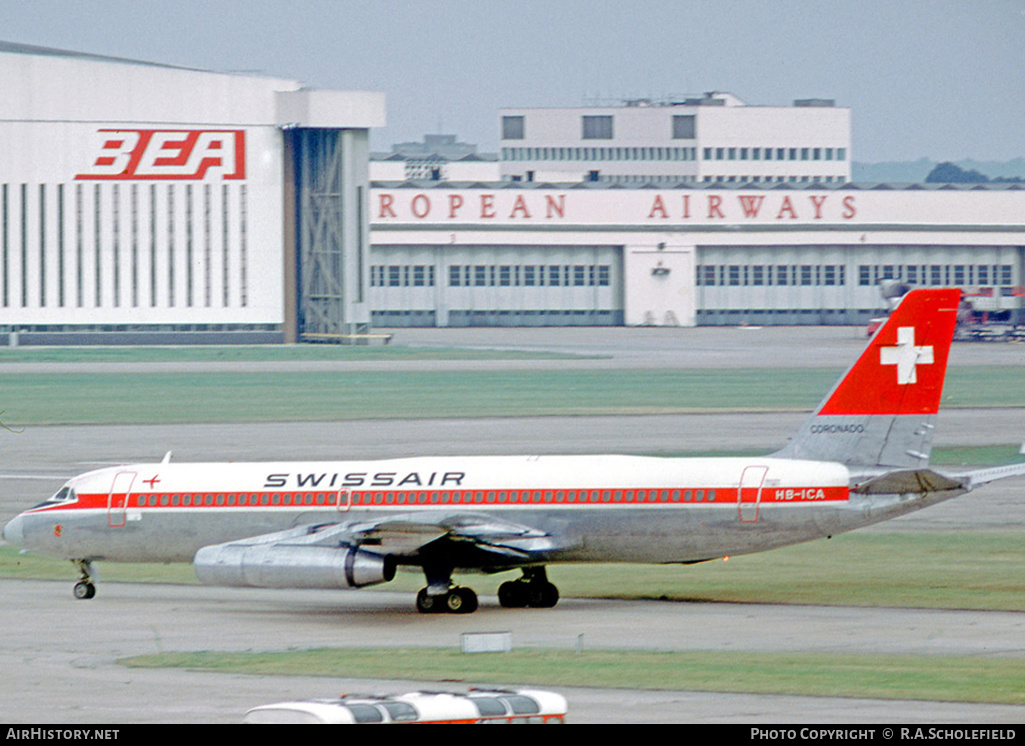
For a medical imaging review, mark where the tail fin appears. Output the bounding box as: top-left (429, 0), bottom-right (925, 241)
top-left (774, 288), bottom-right (960, 468)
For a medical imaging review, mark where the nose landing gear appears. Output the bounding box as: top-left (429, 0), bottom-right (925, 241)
top-left (72, 560), bottom-right (96, 600)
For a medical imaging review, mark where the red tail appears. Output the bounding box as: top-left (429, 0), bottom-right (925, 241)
top-left (818, 288), bottom-right (960, 416)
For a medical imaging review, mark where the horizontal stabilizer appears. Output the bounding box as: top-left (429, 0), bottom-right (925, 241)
top-left (964, 462), bottom-right (1025, 489)
top-left (853, 469), bottom-right (965, 495)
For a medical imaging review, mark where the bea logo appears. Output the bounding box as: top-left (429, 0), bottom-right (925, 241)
top-left (76, 129), bottom-right (246, 181)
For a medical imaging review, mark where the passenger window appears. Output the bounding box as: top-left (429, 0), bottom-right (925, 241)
top-left (344, 704), bottom-right (383, 723)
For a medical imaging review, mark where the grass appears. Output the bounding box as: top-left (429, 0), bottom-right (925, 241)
top-left (6, 529), bottom-right (1025, 611)
top-left (0, 366), bottom-right (1023, 425)
top-left (119, 647), bottom-right (1025, 705)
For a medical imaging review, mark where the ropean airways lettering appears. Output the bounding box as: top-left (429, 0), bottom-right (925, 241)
top-left (263, 472), bottom-right (467, 489)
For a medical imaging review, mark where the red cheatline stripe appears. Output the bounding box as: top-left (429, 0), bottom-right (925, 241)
top-left (31, 485), bottom-right (849, 512)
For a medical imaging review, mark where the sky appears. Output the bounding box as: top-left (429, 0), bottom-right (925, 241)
top-left (1, 0), bottom-right (1024, 163)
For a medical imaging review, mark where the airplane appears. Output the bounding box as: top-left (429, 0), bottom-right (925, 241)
top-left (4, 287), bottom-right (1025, 614)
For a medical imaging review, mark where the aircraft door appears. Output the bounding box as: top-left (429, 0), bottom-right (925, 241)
top-left (336, 488), bottom-right (352, 513)
top-left (738, 465), bottom-right (768, 523)
top-left (107, 471), bottom-right (138, 528)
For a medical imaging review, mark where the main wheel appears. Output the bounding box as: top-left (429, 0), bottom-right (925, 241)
top-left (498, 580), bottom-right (528, 608)
top-left (416, 588), bottom-right (441, 614)
top-left (445, 587), bottom-right (478, 614)
top-left (73, 581), bottom-right (95, 600)
top-left (528, 581), bottom-right (559, 608)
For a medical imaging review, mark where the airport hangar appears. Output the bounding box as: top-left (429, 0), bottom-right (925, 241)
top-left (0, 41), bottom-right (383, 345)
top-left (1, 42), bottom-right (1022, 342)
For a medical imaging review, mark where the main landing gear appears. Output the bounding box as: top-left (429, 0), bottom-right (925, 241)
top-left (414, 566), bottom-right (560, 614)
top-left (72, 560), bottom-right (96, 600)
top-left (415, 564), bottom-right (479, 614)
top-left (498, 567), bottom-right (559, 609)
top-left (415, 586), bottom-right (478, 615)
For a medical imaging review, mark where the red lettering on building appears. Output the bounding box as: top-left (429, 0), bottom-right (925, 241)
top-left (545, 194), bottom-right (566, 219)
top-left (842, 195), bottom-right (857, 219)
top-left (75, 129), bottom-right (245, 181)
top-left (509, 194), bottom-right (532, 219)
top-left (810, 195), bottom-right (827, 219)
top-left (707, 195), bottom-right (725, 219)
top-left (378, 193), bottom-right (396, 218)
top-left (411, 194), bottom-right (431, 218)
top-left (448, 194), bottom-right (464, 218)
top-left (776, 196), bottom-right (798, 219)
top-left (480, 194), bottom-right (496, 219)
top-left (681, 194), bottom-right (690, 219)
top-left (738, 195), bottom-right (764, 218)
top-left (648, 195), bottom-right (669, 219)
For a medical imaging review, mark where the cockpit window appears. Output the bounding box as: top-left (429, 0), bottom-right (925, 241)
top-left (48, 487), bottom-right (76, 503)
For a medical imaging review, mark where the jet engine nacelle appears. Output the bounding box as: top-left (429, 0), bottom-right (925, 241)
top-left (194, 543), bottom-right (396, 590)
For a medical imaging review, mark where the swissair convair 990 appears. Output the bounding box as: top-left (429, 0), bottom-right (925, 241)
top-left (5, 289), bottom-right (1025, 614)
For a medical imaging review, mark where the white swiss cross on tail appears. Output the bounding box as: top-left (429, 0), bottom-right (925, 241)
top-left (815, 288), bottom-right (960, 417)
top-left (879, 326), bottom-right (934, 384)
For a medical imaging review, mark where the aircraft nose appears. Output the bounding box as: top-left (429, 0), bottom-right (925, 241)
top-left (2, 514), bottom-right (24, 547)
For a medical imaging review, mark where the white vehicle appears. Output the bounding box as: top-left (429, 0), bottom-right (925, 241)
top-left (243, 688), bottom-right (568, 724)
top-left (5, 288), bottom-right (1025, 613)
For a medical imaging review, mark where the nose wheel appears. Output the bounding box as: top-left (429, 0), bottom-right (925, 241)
top-left (72, 560), bottom-right (96, 600)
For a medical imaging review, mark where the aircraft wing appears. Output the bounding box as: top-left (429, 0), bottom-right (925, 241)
top-left (346, 512), bottom-right (565, 561)
top-left (193, 512), bottom-right (568, 590)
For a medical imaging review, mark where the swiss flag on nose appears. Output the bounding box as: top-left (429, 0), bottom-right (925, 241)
top-left (817, 288), bottom-right (960, 416)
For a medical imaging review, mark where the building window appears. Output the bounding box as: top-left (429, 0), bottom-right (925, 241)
top-left (582, 115), bottom-right (613, 140)
top-left (672, 115), bottom-right (696, 139)
top-left (502, 116), bottom-right (525, 140)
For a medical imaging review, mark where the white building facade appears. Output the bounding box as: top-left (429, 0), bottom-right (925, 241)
top-left (369, 183), bottom-right (1024, 327)
top-left (499, 94), bottom-right (851, 186)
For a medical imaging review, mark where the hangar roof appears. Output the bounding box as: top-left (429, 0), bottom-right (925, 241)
top-left (0, 39), bottom-right (214, 73)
